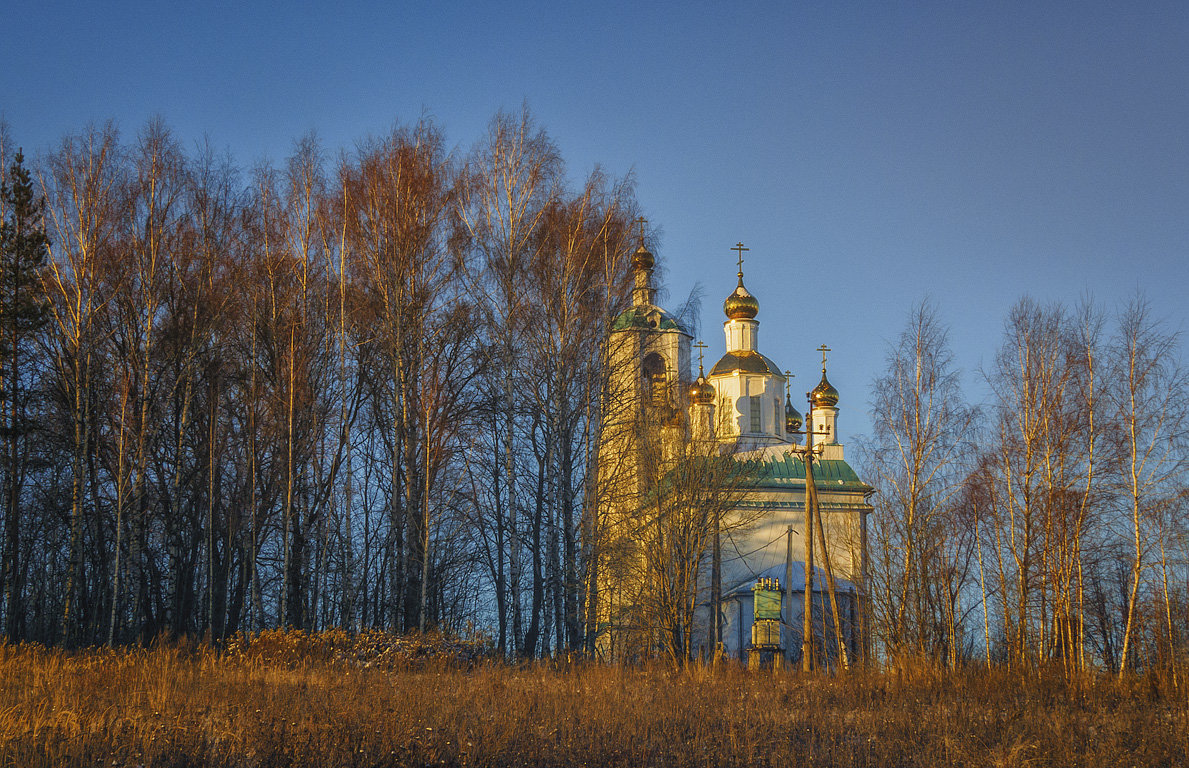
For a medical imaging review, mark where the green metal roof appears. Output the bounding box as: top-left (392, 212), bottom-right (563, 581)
top-left (612, 306), bottom-right (686, 333)
top-left (622, 451), bottom-right (873, 519)
top-left (751, 452), bottom-right (873, 494)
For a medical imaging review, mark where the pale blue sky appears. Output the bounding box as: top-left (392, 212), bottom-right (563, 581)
top-left (4, 1), bottom-right (1187, 440)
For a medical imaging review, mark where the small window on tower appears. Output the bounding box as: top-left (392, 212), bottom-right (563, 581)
top-left (749, 396), bottom-right (761, 433)
top-left (774, 399), bottom-right (780, 435)
top-left (642, 353), bottom-right (667, 407)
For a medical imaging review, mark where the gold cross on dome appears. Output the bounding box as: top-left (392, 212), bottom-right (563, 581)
top-left (693, 340), bottom-right (708, 369)
top-left (634, 216), bottom-right (648, 244)
top-left (784, 369), bottom-right (794, 385)
top-left (731, 242), bottom-right (749, 276)
top-left (817, 344), bottom-right (831, 372)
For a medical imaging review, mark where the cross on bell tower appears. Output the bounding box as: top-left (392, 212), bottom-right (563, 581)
top-left (635, 215), bottom-right (648, 244)
top-left (630, 216), bottom-right (655, 306)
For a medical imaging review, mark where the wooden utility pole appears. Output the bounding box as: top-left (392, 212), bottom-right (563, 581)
top-left (784, 525), bottom-right (794, 663)
top-left (795, 350), bottom-right (832, 672)
top-left (813, 481), bottom-right (850, 669)
top-left (802, 416), bottom-right (817, 672)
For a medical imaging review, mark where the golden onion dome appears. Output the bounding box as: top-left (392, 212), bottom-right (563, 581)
top-left (723, 279), bottom-right (759, 320)
top-left (632, 243), bottom-right (655, 271)
top-left (785, 396), bottom-right (803, 433)
top-left (689, 375), bottom-right (716, 405)
top-left (810, 371), bottom-right (839, 408)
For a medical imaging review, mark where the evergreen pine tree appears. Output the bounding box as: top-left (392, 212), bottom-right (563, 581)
top-left (0, 150), bottom-right (50, 639)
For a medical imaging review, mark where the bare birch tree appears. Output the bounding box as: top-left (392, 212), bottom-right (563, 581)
top-left (455, 106), bottom-right (560, 656)
top-left (1110, 295), bottom-right (1187, 674)
top-left (862, 300), bottom-right (975, 662)
top-left (343, 119), bottom-right (462, 632)
top-left (41, 124), bottom-right (124, 644)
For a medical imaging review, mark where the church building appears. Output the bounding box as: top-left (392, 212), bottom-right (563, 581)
top-left (594, 237), bottom-right (874, 665)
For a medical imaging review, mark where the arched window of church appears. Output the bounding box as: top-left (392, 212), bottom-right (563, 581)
top-left (749, 395), bottom-right (761, 433)
top-left (641, 353), bottom-right (667, 408)
top-left (774, 398), bottom-right (780, 436)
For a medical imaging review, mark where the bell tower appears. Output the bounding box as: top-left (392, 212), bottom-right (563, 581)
top-left (594, 221), bottom-right (691, 659)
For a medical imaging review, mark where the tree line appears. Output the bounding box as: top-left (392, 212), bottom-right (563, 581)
top-left (861, 298), bottom-right (1188, 674)
top-left (0, 109), bottom-right (642, 655)
top-left (3, 110), bottom-right (1186, 672)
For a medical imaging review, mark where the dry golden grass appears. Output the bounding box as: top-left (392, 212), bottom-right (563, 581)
top-left (1, 633), bottom-right (1186, 767)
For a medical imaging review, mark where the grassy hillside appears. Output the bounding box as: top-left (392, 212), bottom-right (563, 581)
top-left (1, 632), bottom-right (1185, 767)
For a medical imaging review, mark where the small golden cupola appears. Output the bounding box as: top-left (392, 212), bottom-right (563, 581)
top-left (810, 343), bottom-right (840, 409)
top-left (785, 392), bottom-right (803, 433)
top-left (689, 342), bottom-right (717, 441)
top-left (806, 345), bottom-right (840, 444)
top-left (690, 340), bottom-right (716, 405)
top-left (810, 370), bottom-right (839, 408)
top-left (690, 367), bottom-right (716, 405)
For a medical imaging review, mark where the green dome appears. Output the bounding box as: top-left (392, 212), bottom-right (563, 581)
top-left (611, 306), bottom-right (684, 333)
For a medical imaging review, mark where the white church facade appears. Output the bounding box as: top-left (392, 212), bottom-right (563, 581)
top-left (595, 238), bottom-right (873, 665)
